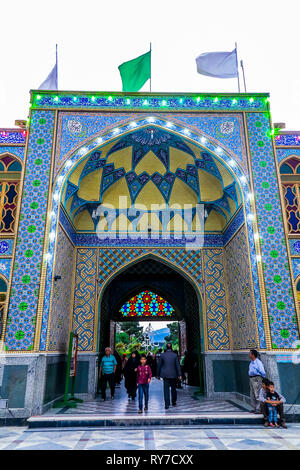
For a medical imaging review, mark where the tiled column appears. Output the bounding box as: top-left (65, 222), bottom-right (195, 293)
top-left (246, 113), bottom-right (299, 348)
top-left (5, 110), bottom-right (56, 351)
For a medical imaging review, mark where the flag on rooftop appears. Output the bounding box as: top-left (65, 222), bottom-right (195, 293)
top-left (118, 50), bottom-right (151, 92)
top-left (38, 45), bottom-right (58, 90)
top-left (196, 48), bottom-right (238, 79)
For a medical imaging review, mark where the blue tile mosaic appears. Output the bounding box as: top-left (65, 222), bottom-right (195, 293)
top-left (0, 146), bottom-right (25, 161)
top-left (5, 91), bottom-right (299, 353)
top-left (0, 258), bottom-right (12, 280)
top-left (54, 112), bottom-right (248, 177)
top-left (45, 114), bottom-right (265, 351)
top-left (0, 131), bottom-right (26, 145)
top-left (223, 207), bottom-right (245, 246)
top-left (292, 258), bottom-right (300, 280)
top-left (5, 110), bottom-right (55, 351)
top-left (289, 239), bottom-right (300, 256)
top-left (247, 113), bottom-right (299, 348)
top-left (275, 134), bottom-right (300, 147)
top-left (0, 239), bottom-right (14, 256)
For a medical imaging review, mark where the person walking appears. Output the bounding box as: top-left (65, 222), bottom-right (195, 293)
top-left (136, 355), bottom-right (152, 414)
top-left (146, 352), bottom-right (155, 374)
top-left (157, 343), bottom-right (182, 409)
top-left (155, 349), bottom-right (162, 378)
top-left (248, 349), bottom-right (266, 413)
top-left (174, 350), bottom-right (183, 389)
top-left (124, 351), bottom-right (139, 400)
top-left (99, 347), bottom-right (117, 401)
top-left (121, 353), bottom-right (127, 379)
top-left (151, 353), bottom-right (157, 377)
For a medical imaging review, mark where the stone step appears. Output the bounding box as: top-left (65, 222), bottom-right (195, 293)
top-left (27, 413), bottom-right (264, 428)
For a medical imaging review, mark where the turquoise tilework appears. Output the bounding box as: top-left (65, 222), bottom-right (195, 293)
top-left (246, 113), bottom-right (299, 348)
top-left (0, 258), bottom-right (12, 281)
top-left (5, 110), bottom-right (55, 351)
top-left (203, 249), bottom-right (230, 350)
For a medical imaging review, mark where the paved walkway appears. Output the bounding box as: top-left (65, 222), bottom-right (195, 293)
top-left (44, 378), bottom-right (248, 416)
top-left (1, 424), bottom-right (299, 450)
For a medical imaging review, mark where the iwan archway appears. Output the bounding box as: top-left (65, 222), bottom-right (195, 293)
top-left (97, 255), bottom-right (204, 390)
top-left (3, 91), bottom-right (300, 419)
top-left (44, 114), bottom-right (261, 402)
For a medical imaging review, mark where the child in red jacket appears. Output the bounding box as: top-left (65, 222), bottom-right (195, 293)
top-left (136, 355), bottom-right (152, 414)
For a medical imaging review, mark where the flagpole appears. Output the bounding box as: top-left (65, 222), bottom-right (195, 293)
top-left (240, 60), bottom-right (247, 92)
top-left (150, 42), bottom-right (152, 92)
top-left (235, 42), bottom-right (241, 93)
top-left (56, 43), bottom-right (58, 89)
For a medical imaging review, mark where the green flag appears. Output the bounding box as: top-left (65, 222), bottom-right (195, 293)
top-left (118, 51), bottom-right (151, 92)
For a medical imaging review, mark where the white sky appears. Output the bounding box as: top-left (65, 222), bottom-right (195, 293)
top-left (141, 321), bottom-right (174, 332)
top-left (1, 0), bottom-right (299, 129)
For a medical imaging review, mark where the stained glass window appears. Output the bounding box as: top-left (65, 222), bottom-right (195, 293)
top-left (0, 155), bottom-right (22, 233)
top-left (279, 158), bottom-right (300, 234)
top-left (280, 157), bottom-right (300, 175)
top-left (120, 290), bottom-right (175, 317)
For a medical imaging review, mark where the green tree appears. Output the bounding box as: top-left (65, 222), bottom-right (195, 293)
top-left (116, 331), bottom-right (129, 345)
top-left (120, 321), bottom-right (143, 340)
top-left (164, 322), bottom-right (179, 348)
top-left (115, 342), bottom-right (126, 355)
top-left (128, 341), bottom-right (142, 353)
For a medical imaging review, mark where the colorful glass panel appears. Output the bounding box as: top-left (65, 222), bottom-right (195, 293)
top-left (120, 290), bottom-right (175, 317)
top-left (282, 183), bottom-right (300, 233)
top-left (280, 157), bottom-right (300, 175)
top-left (0, 181), bottom-right (20, 233)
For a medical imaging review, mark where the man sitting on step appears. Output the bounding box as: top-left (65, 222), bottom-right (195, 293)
top-left (258, 378), bottom-right (287, 428)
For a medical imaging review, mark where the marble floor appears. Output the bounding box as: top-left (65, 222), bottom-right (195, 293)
top-left (0, 424), bottom-right (299, 450)
top-left (43, 378), bottom-right (249, 416)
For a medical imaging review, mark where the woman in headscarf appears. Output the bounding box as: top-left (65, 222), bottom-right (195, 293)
top-left (124, 351), bottom-right (140, 400)
top-left (146, 352), bottom-right (155, 374)
top-left (121, 353), bottom-right (127, 379)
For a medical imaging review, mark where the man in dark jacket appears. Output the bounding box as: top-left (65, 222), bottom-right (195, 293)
top-left (157, 343), bottom-right (182, 409)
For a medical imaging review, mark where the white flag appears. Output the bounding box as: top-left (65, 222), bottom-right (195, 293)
top-left (38, 62), bottom-right (58, 90)
top-left (196, 49), bottom-right (238, 78)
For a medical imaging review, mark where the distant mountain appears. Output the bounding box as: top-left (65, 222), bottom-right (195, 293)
top-left (152, 327), bottom-right (170, 343)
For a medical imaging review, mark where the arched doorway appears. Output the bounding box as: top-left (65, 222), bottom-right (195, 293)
top-left (45, 117), bottom-right (260, 404)
top-left (97, 256), bottom-right (204, 391)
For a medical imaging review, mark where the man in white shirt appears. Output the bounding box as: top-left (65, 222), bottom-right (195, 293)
top-left (248, 349), bottom-right (266, 414)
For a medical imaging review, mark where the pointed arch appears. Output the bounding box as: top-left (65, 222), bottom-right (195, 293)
top-left (279, 154), bottom-right (300, 175)
top-left (96, 251), bottom-right (205, 352)
top-left (0, 151), bottom-right (23, 168)
top-left (41, 117), bottom-right (262, 358)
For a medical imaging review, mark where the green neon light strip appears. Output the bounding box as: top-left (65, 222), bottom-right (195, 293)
top-left (30, 91), bottom-right (270, 112)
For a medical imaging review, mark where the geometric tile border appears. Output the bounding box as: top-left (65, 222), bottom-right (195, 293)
top-left (246, 113), bottom-right (299, 348)
top-left (71, 247), bottom-right (232, 352)
top-left (5, 110), bottom-right (55, 350)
